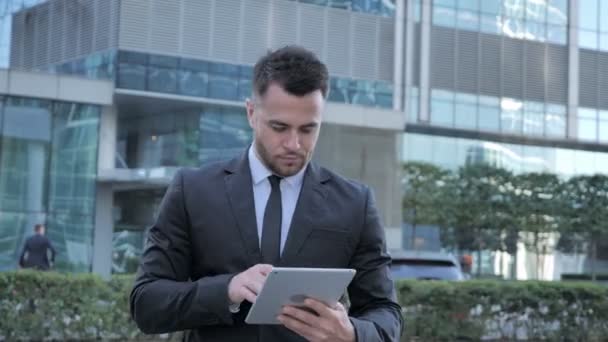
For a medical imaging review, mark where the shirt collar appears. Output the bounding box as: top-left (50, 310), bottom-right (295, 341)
top-left (248, 144), bottom-right (306, 188)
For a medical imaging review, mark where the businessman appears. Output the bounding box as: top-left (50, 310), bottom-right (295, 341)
top-left (130, 45), bottom-right (402, 341)
top-left (19, 224), bottom-right (56, 270)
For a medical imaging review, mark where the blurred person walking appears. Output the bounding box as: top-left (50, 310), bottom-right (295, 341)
top-left (19, 224), bottom-right (56, 271)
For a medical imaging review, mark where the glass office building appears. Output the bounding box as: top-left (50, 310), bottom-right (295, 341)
top-left (1, 0), bottom-right (607, 280)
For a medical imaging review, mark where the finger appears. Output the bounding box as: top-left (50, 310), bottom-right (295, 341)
top-left (282, 305), bottom-right (321, 326)
top-left (304, 298), bottom-right (335, 318)
top-left (255, 264), bottom-right (273, 276)
top-left (278, 314), bottom-right (326, 341)
top-left (241, 286), bottom-right (257, 303)
top-left (244, 280), bottom-right (263, 296)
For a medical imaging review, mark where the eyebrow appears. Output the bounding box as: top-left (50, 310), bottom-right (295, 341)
top-left (268, 120), bottom-right (319, 129)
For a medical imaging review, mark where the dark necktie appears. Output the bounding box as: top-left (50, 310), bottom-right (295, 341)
top-left (261, 175), bottom-right (282, 265)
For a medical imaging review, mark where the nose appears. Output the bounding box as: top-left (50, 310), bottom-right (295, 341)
top-left (284, 130), bottom-right (301, 151)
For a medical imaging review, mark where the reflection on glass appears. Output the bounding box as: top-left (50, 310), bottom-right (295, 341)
top-left (457, 10), bottom-right (480, 30)
top-left (525, 21), bottom-right (546, 41)
top-left (602, 2), bottom-right (608, 32)
top-left (119, 112), bottom-right (200, 168)
top-left (526, 0), bottom-right (547, 23)
top-left (46, 213), bottom-right (93, 272)
top-left (431, 100), bottom-right (454, 127)
top-left (199, 106), bottom-right (253, 163)
top-left (500, 98), bottom-right (523, 134)
top-left (577, 118), bottom-right (597, 141)
top-left (48, 103), bottom-right (99, 216)
top-left (458, 0), bottom-right (479, 11)
top-left (0, 98), bottom-right (51, 213)
top-left (0, 211), bottom-right (45, 271)
top-left (407, 87), bottom-right (419, 123)
top-left (433, 6), bottom-right (457, 27)
top-left (579, 30), bottom-right (599, 49)
top-left (523, 111), bottom-right (544, 136)
top-left (481, 14), bottom-right (501, 34)
top-left (148, 66), bottom-right (178, 93)
top-left (579, 0), bottom-right (599, 31)
top-left (481, 0), bottom-right (501, 14)
top-left (479, 104), bottom-right (500, 132)
top-left (600, 34), bottom-right (608, 52)
top-left (455, 102), bottom-right (477, 129)
top-left (545, 113), bottom-right (566, 138)
top-left (547, 0), bottom-right (567, 25)
top-left (600, 121), bottom-right (608, 143)
top-left (547, 25), bottom-right (567, 44)
top-left (208, 63), bottom-right (239, 100)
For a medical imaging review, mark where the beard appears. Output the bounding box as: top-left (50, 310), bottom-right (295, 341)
top-left (254, 140), bottom-right (308, 177)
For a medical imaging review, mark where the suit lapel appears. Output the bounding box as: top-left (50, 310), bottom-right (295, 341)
top-left (224, 151), bottom-right (262, 264)
top-left (280, 162), bottom-right (329, 265)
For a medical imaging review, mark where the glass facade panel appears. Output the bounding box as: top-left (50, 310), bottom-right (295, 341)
top-left (547, 0), bottom-right (568, 25)
top-left (454, 102), bottom-right (477, 129)
top-left (500, 98), bottom-right (523, 134)
top-left (0, 211), bottom-right (46, 271)
top-left (46, 213), bottom-right (94, 272)
top-left (407, 87), bottom-right (419, 123)
top-left (579, 30), bottom-right (599, 49)
top-left (208, 63), bottom-right (240, 100)
top-left (577, 118), bottom-right (597, 141)
top-left (114, 51), bottom-right (392, 109)
top-left (481, 0), bottom-right (502, 14)
top-left (600, 121), bottom-right (608, 143)
top-left (48, 103), bottom-right (100, 216)
top-left (600, 33), bottom-right (608, 52)
top-left (478, 105), bottom-right (500, 132)
top-left (199, 106), bottom-right (253, 163)
top-left (433, 6), bottom-right (457, 27)
top-left (547, 24), bottom-right (567, 44)
top-left (523, 111), bottom-right (544, 136)
top-left (545, 113), bottom-right (566, 138)
top-left (0, 96), bottom-right (100, 272)
top-left (602, 2), bottom-right (608, 32)
top-left (431, 99), bottom-right (454, 127)
top-left (118, 111), bottom-right (201, 168)
top-left (0, 98), bottom-right (51, 212)
top-left (457, 10), bottom-right (480, 30)
top-left (579, 0), bottom-right (599, 31)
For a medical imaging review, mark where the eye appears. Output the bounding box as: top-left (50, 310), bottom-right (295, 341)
top-left (270, 123), bottom-right (287, 132)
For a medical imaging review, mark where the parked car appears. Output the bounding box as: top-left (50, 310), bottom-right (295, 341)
top-left (389, 250), bottom-right (465, 281)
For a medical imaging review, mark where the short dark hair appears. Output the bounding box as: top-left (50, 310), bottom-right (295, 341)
top-left (253, 45), bottom-right (329, 99)
top-left (34, 224), bottom-right (44, 232)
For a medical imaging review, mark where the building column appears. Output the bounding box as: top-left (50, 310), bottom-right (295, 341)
top-left (92, 105), bottom-right (117, 278)
top-left (567, 0), bottom-right (579, 138)
top-left (97, 105), bottom-right (117, 172)
top-left (393, 0), bottom-right (405, 111)
top-left (403, 0), bottom-right (415, 121)
top-left (92, 183), bottom-right (113, 279)
top-left (418, 0), bottom-right (432, 122)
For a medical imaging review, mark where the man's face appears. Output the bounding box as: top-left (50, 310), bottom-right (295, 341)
top-left (246, 83), bottom-right (324, 177)
top-left (39, 226), bottom-right (45, 235)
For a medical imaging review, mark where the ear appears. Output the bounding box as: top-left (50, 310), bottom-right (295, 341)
top-left (246, 98), bottom-right (256, 128)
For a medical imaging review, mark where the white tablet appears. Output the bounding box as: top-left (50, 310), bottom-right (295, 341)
top-left (245, 267), bottom-right (356, 325)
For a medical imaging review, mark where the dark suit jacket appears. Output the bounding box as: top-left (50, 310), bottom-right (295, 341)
top-left (19, 234), bottom-right (55, 270)
top-left (130, 151), bottom-right (403, 341)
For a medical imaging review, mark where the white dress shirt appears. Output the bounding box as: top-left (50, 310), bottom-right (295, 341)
top-left (248, 144), bottom-right (306, 254)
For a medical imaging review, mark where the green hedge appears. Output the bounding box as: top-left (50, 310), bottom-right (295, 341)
top-left (398, 280), bottom-right (608, 341)
top-left (0, 270), bottom-right (180, 341)
top-left (2, 271), bottom-right (608, 341)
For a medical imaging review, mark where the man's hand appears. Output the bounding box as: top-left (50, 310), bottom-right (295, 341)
top-left (227, 264), bottom-right (273, 305)
top-left (278, 298), bottom-right (356, 342)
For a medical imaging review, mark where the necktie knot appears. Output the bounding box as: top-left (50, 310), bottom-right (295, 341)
top-left (268, 175), bottom-right (282, 189)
